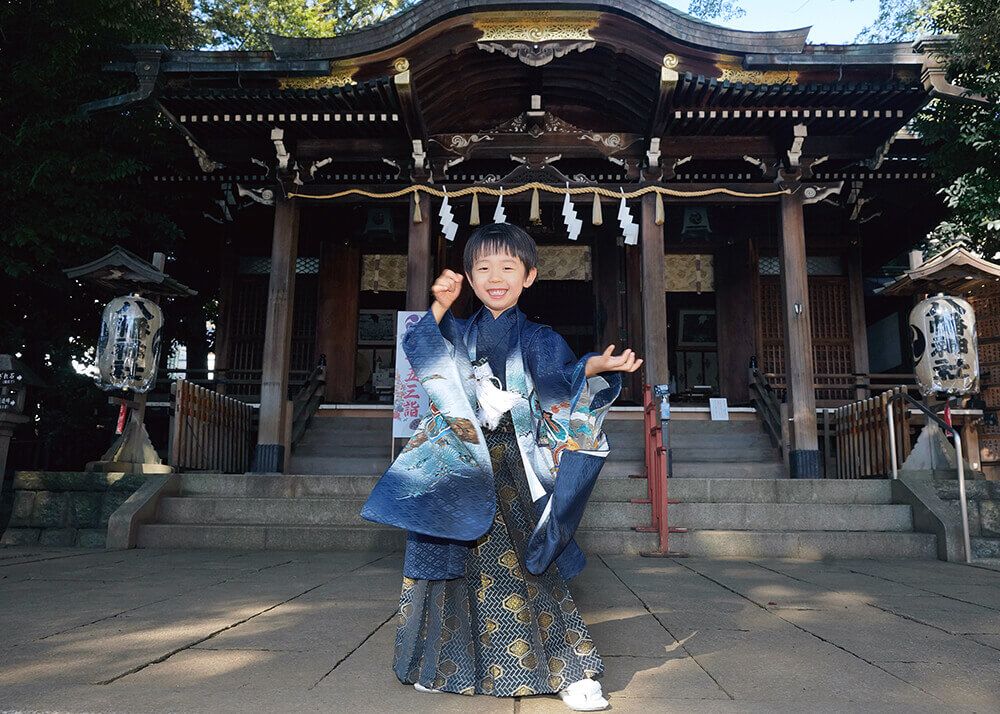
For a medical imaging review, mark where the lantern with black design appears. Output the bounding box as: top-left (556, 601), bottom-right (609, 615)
top-left (64, 247), bottom-right (196, 473)
top-left (909, 294), bottom-right (980, 396)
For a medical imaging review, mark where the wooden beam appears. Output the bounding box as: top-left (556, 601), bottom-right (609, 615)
top-left (640, 194), bottom-right (669, 388)
top-left (406, 192), bottom-right (433, 310)
top-left (648, 64), bottom-right (680, 146)
top-left (394, 68), bottom-right (428, 146)
top-left (316, 239), bottom-right (360, 402)
top-left (252, 196), bottom-right (300, 473)
top-left (778, 192), bottom-right (820, 477)
top-left (625, 237), bottom-right (644, 403)
top-left (715, 237), bottom-right (757, 404)
top-left (428, 132), bottom-right (646, 161)
top-left (658, 135), bottom-right (885, 162)
top-left (847, 245), bottom-right (870, 402)
top-left (214, 235), bottom-right (236, 395)
top-left (297, 137), bottom-right (409, 161)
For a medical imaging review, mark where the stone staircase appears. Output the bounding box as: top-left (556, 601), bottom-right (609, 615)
top-left (134, 474), bottom-right (935, 558)
top-left (133, 411), bottom-right (936, 558)
top-left (600, 415), bottom-right (786, 479)
top-left (287, 412), bottom-right (785, 479)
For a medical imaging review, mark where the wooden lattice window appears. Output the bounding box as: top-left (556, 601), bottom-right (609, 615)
top-left (759, 275), bottom-right (855, 401)
top-left (228, 270), bottom-right (318, 397)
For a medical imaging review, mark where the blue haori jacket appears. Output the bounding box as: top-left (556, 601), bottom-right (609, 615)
top-left (360, 307), bottom-right (621, 581)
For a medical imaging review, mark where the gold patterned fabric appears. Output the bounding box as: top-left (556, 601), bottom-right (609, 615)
top-left (665, 253), bottom-right (714, 292)
top-left (537, 246), bottom-right (592, 281)
top-left (362, 254), bottom-right (407, 292)
top-left (393, 415), bottom-right (603, 696)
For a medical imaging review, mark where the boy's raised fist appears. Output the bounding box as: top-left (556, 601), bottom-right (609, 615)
top-left (431, 269), bottom-right (463, 310)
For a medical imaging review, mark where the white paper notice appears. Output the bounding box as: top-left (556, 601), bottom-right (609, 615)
top-left (709, 397), bottom-right (729, 421)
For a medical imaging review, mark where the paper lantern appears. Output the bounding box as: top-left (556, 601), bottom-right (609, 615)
top-left (96, 295), bottom-right (164, 393)
top-left (909, 294), bottom-right (980, 396)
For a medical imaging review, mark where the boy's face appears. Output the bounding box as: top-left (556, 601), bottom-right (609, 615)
top-left (467, 249), bottom-right (537, 317)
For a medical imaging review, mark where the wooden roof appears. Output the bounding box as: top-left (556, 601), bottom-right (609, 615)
top-left (879, 247), bottom-right (1000, 297)
top-left (265, 0), bottom-right (812, 59)
top-left (84, 1), bottom-right (954, 180)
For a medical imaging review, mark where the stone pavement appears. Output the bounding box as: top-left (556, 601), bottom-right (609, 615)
top-left (1, 547), bottom-right (998, 713)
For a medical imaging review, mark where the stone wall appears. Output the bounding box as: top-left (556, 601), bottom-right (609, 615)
top-left (1, 472), bottom-right (147, 548)
top-left (934, 480), bottom-right (1000, 558)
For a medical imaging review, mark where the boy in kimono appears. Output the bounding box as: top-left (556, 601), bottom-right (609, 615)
top-left (362, 222), bottom-right (641, 711)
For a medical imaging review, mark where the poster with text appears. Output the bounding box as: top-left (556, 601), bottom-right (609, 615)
top-left (393, 311), bottom-right (430, 438)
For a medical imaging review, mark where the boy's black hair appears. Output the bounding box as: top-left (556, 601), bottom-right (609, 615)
top-left (463, 222), bottom-right (538, 274)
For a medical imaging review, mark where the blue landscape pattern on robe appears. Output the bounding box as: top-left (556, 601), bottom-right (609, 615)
top-left (361, 307), bottom-right (620, 580)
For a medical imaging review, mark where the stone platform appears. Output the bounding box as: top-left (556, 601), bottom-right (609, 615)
top-left (1, 546), bottom-right (998, 712)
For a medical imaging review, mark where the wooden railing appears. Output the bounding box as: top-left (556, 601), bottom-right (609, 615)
top-left (169, 379), bottom-right (255, 473)
top-left (291, 356), bottom-right (327, 447)
top-left (829, 386), bottom-right (912, 478)
top-left (749, 359), bottom-right (783, 451)
top-left (763, 372), bottom-right (919, 403)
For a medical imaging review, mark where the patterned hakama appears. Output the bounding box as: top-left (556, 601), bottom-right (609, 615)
top-left (393, 416), bottom-right (603, 696)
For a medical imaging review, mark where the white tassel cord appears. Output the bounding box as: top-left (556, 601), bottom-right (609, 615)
top-left (472, 362), bottom-right (519, 429)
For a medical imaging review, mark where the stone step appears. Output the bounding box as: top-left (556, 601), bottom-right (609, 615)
top-left (671, 447), bottom-right (780, 463)
top-left (672, 462), bottom-right (787, 479)
top-left (667, 478), bottom-right (893, 504)
top-left (286, 455), bottom-right (387, 475)
top-left (136, 522), bottom-right (935, 559)
top-left (971, 537), bottom-right (1000, 559)
top-left (292, 443), bottom-right (391, 458)
top-left (289, 443), bottom-right (779, 463)
top-left (308, 416), bottom-right (392, 429)
top-left (136, 523), bottom-right (403, 551)
top-left (156, 496), bottom-right (648, 530)
top-left (296, 431), bottom-right (394, 447)
top-left (670, 503), bottom-right (913, 532)
top-left (575, 528), bottom-right (937, 559)
top-left (662, 420), bottom-right (766, 435)
top-left (176, 473), bottom-right (647, 502)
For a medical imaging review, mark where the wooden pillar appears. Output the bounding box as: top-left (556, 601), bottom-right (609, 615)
top-left (779, 193), bottom-right (820, 477)
top-left (252, 196), bottom-right (300, 473)
top-left (214, 238), bottom-right (236, 395)
top-left (625, 237), bottom-right (644, 402)
top-left (716, 237), bottom-right (757, 404)
top-left (406, 193), bottom-right (433, 311)
top-left (316, 239), bottom-right (360, 402)
top-left (640, 194), bottom-right (668, 388)
top-left (847, 245), bottom-right (870, 401)
top-left (593, 229), bottom-right (621, 353)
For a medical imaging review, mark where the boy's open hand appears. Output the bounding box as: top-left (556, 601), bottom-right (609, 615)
top-left (430, 269), bottom-right (463, 322)
top-left (585, 345), bottom-right (643, 377)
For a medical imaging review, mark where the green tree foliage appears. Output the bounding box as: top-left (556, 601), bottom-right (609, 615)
top-left (195, 0), bottom-right (420, 49)
top-left (0, 0), bottom-right (199, 466)
top-left (913, 0), bottom-right (1000, 257)
top-left (856, 0), bottom-right (924, 42)
top-left (684, 0), bottom-right (745, 22)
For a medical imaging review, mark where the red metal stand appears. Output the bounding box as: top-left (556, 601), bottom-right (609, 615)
top-left (633, 384), bottom-right (686, 557)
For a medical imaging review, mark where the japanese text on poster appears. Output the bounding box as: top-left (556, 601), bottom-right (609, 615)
top-left (393, 311), bottom-right (430, 438)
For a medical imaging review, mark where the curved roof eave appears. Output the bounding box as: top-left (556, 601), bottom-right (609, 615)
top-left (266, 0), bottom-right (811, 61)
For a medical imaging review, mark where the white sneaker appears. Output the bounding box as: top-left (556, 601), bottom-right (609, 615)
top-left (413, 682), bottom-right (441, 694)
top-left (558, 678), bottom-right (608, 711)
